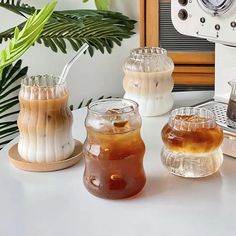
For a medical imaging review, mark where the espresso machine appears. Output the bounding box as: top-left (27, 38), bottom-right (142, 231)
top-left (171, 0), bottom-right (236, 157)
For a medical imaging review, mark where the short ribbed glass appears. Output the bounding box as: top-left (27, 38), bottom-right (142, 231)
top-left (17, 75), bottom-right (75, 163)
top-left (161, 107), bottom-right (224, 178)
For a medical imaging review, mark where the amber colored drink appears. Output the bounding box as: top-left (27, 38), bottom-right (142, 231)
top-left (83, 99), bottom-right (146, 199)
top-left (161, 108), bottom-right (224, 178)
top-left (162, 115), bottom-right (223, 154)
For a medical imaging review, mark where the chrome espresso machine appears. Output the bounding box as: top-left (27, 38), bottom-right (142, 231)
top-left (171, 0), bottom-right (236, 157)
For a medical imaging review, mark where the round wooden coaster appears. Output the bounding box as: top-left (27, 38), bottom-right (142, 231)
top-left (8, 140), bottom-right (83, 172)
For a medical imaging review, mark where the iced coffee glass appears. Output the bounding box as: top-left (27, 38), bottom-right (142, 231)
top-left (161, 107), bottom-right (224, 178)
top-left (17, 75), bottom-right (75, 163)
top-left (83, 98), bottom-right (146, 199)
top-left (123, 47), bottom-right (174, 116)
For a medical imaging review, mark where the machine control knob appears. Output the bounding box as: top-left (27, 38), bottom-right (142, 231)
top-left (215, 24), bottom-right (220, 31)
top-left (200, 17), bottom-right (206, 23)
top-left (231, 21), bottom-right (236, 28)
top-left (178, 0), bottom-right (188, 6)
top-left (178, 9), bottom-right (188, 20)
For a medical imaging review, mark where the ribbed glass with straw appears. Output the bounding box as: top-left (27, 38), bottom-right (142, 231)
top-left (17, 75), bottom-right (75, 163)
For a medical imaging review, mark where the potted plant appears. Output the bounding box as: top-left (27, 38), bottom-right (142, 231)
top-left (0, 0), bottom-right (136, 148)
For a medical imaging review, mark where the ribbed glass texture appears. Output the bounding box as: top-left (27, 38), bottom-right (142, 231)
top-left (123, 47), bottom-right (174, 116)
top-left (83, 98), bottom-right (146, 199)
top-left (17, 75), bottom-right (75, 163)
top-left (161, 107), bottom-right (224, 178)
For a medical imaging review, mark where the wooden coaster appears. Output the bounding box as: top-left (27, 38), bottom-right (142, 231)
top-left (8, 140), bottom-right (83, 172)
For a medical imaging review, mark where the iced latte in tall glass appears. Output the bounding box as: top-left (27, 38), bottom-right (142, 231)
top-left (17, 75), bottom-right (75, 163)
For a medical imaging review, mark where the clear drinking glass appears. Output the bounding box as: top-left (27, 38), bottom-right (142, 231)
top-left (83, 98), bottom-right (146, 199)
top-left (123, 47), bottom-right (174, 116)
top-left (227, 79), bottom-right (236, 122)
top-left (17, 75), bottom-right (75, 163)
top-left (161, 107), bottom-right (224, 178)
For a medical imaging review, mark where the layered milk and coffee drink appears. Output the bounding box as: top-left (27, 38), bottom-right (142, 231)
top-left (17, 75), bottom-right (75, 163)
top-left (123, 70), bottom-right (174, 116)
top-left (123, 47), bottom-right (174, 116)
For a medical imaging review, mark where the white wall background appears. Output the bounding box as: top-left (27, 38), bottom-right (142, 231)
top-left (0, 0), bottom-right (140, 107)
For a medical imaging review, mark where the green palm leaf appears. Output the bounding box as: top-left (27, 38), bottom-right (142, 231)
top-left (0, 60), bottom-right (28, 149)
top-left (39, 16), bottom-right (134, 55)
top-left (0, 0), bottom-right (31, 17)
top-left (82, 0), bottom-right (109, 10)
top-left (94, 0), bottom-right (109, 10)
top-left (0, 2), bottom-right (57, 72)
top-left (76, 95), bottom-right (113, 109)
top-left (0, 1), bottom-right (136, 56)
top-left (0, 2), bottom-right (57, 148)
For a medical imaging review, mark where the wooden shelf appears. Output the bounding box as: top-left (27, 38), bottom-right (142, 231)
top-left (140, 0), bottom-right (215, 86)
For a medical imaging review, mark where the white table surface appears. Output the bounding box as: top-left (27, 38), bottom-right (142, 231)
top-left (1, 91), bottom-right (236, 236)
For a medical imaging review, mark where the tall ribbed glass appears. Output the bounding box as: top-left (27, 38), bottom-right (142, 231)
top-left (17, 75), bottom-right (75, 163)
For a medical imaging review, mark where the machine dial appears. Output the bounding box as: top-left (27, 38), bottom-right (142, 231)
top-left (198, 0), bottom-right (233, 15)
top-left (208, 0), bottom-right (228, 7)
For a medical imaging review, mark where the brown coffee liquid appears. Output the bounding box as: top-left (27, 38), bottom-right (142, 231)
top-left (17, 93), bottom-right (74, 162)
top-left (83, 128), bottom-right (146, 199)
top-left (227, 99), bottom-right (236, 122)
top-left (162, 116), bottom-right (223, 154)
